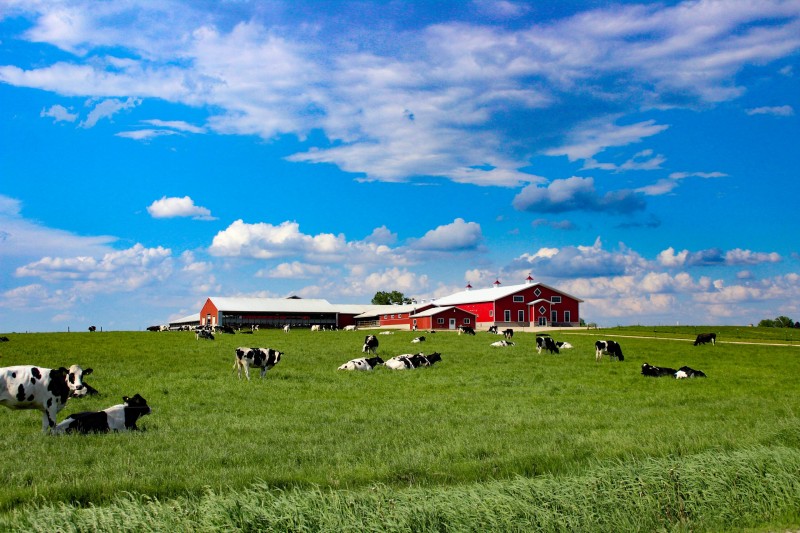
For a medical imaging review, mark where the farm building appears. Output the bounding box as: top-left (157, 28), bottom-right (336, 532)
top-left (409, 306), bottom-right (477, 331)
top-left (432, 276), bottom-right (582, 328)
top-left (168, 313), bottom-right (200, 330)
top-left (199, 297), bottom-right (366, 329)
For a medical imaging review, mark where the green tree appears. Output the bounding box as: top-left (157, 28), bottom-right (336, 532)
top-left (758, 316), bottom-right (795, 328)
top-left (371, 290), bottom-right (412, 305)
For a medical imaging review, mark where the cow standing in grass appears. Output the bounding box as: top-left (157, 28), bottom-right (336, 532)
top-left (0, 364), bottom-right (93, 432)
top-left (595, 340), bottom-right (624, 362)
top-left (694, 333), bottom-right (717, 346)
top-left (234, 347), bottom-right (283, 380)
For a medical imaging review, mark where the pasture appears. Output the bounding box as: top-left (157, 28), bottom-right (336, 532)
top-left (1, 326), bottom-right (799, 531)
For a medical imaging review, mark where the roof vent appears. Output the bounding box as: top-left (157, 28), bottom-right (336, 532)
top-left (525, 274), bottom-right (534, 284)
top-left (465, 282), bottom-right (472, 291)
top-left (493, 279), bottom-right (501, 288)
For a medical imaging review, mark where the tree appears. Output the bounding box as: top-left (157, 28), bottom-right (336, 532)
top-left (371, 290), bottom-right (412, 305)
top-left (758, 316), bottom-right (795, 328)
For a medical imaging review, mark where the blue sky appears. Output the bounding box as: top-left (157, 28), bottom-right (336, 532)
top-left (1, 0), bottom-right (799, 331)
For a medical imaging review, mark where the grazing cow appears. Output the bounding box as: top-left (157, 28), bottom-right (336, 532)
top-left (0, 364), bottom-right (93, 432)
top-left (343, 325), bottom-right (358, 331)
top-left (503, 329), bottom-right (514, 339)
top-left (536, 335), bottom-right (559, 354)
top-left (676, 366), bottom-right (707, 379)
top-left (379, 331), bottom-right (394, 335)
top-left (693, 333), bottom-right (717, 346)
top-left (640, 363), bottom-right (677, 377)
top-left (88, 326), bottom-right (96, 332)
top-left (337, 356), bottom-right (384, 371)
top-left (458, 326), bottom-right (476, 335)
top-left (283, 325), bottom-right (290, 333)
top-left (595, 340), bottom-right (624, 362)
top-left (411, 336), bottom-right (426, 343)
top-left (52, 394), bottom-right (151, 435)
top-left (219, 325), bottom-right (236, 335)
top-left (196, 329), bottom-right (214, 340)
top-left (491, 340), bottom-right (515, 347)
top-left (233, 347), bottom-right (284, 380)
top-left (488, 326), bottom-right (498, 334)
top-left (146, 325), bottom-right (162, 332)
top-left (362, 335), bottom-right (379, 354)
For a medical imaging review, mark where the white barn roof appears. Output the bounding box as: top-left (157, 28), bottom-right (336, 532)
top-left (169, 313), bottom-right (200, 325)
top-left (433, 281), bottom-right (583, 305)
top-left (208, 297), bottom-right (338, 313)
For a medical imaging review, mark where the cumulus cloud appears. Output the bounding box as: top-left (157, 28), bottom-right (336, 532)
top-left (410, 218), bottom-right (483, 251)
top-left (146, 196), bottom-right (216, 220)
top-left (545, 119), bottom-right (669, 162)
top-left (209, 220), bottom-right (347, 261)
top-left (256, 262), bottom-right (329, 279)
top-left (657, 246), bottom-right (781, 267)
top-left (510, 237), bottom-right (647, 279)
top-left (513, 177), bottom-right (646, 214)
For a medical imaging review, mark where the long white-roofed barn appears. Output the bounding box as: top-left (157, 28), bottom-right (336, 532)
top-left (432, 276), bottom-right (582, 329)
top-left (200, 297), bottom-right (347, 330)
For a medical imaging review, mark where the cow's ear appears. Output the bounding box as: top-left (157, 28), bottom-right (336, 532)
top-left (83, 368), bottom-right (93, 375)
top-left (123, 396), bottom-right (130, 403)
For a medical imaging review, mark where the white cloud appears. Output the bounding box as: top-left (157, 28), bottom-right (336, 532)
top-left (146, 196), bottom-right (216, 220)
top-left (545, 118), bottom-right (669, 161)
top-left (257, 262), bottom-right (329, 279)
top-left (80, 97), bottom-right (140, 128)
top-left (410, 218), bottom-right (483, 251)
top-left (40, 104), bottom-right (78, 122)
top-left (746, 105), bottom-right (795, 116)
top-left (513, 177), bottom-right (646, 214)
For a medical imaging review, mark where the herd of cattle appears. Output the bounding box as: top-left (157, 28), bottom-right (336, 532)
top-left (1, 329), bottom-right (715, 434)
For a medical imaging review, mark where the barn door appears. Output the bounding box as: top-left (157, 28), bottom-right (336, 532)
top-left (449, 318), bottom-right (456, 329)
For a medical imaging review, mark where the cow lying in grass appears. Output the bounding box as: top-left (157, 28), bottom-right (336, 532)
top-left (338, 356), bottom-right (384, 371)
top-left (641, 363), bottom-right (707, 379)
top-left (52, 394), bottom-right (151, 434)
top-left (385, 352), bottom-right (441, 370)
top-left (491, 340), bottom-right (515, 347)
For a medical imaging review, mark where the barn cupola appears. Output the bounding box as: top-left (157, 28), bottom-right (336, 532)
top-left (465, 282), bottom-right (472, 291)
top-left (493, 279), bottom-right (501, 288)
top-left (525, 274), bottom-right (534, 285)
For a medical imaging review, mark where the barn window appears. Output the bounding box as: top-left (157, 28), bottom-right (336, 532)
top-left (564, 311), bottom-right (571, 323)
top-left (518, 310), bottom-right (524, 322)
top-left (437, 318), bottom-right (444, 324)
top-left (551, 296), bottom-right (562, 303)
top-left (539, 305), bottom-right (546, 315)
top-left (551, 310), bottom-right (557, 322)
top-left (391, 314), bottom-right (395, 319)
top-left (534, 288), bottom-right (541, 297)
top-left (464, 318), bottom-right (471, 324)
top-left (489, 310), bottom-right (493, 317)
top-left (513, 295), bottom-right (524, 302)
top-left (384, 315), bottom-right (388, 319)
top-left (504, 310), bottom-right (510, 321)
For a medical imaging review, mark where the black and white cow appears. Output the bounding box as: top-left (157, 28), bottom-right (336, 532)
top-left (362, 335), bottom-right (379, 354)
top-left (595, 340), bottom-right (624, 362)
top-left (556, 341), bottom-right (574, 350)
top-left (233, 347), bottom-right (283, 380)
top-left (488, 326), bottom-right (498, 334)
top-left (0, 336), bottom-right (9, 342)
top-left (503, 329), bottom-right (514, 339)
top-left (676, 366), bottom-right (707, 379)
top-left (640, 362), bottom-right (677, 377)
top-left (693, 333), bottom-right (717, 346)
top-left (536, 335), bottom-right (559, 354)
top-left (88, 326), bottom-right (96, 332)
top-left (338, 356), bottom-right (384, 371)
top-left (491, 340), bottom-right (515, 347)
top-left (0, 364), bottom-right (94, 432)
top-left (458, 326), bottom-right (476, 335)
top-left (411, 336), bottom-right (426, 343)
top-left (385, 352), bottom-right (441, 369)
top-left (196, 329), bottom-right (215, 340)
top-left (52, 394), bottom-right (151, 434)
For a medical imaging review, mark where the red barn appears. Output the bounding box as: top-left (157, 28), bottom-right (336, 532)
top-left (432, 276), bottom-right (582, 328)
top-left (410, 306), bottom-right (477, 331)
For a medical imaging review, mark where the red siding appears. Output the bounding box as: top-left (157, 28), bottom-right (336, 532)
top-left (452, 284), bottom-right (580, 326)
top-left (200, 298), bottom-right (218, 326)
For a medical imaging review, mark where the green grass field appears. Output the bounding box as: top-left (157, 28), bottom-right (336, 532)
top-left (1, 326), bottom-right (799, 531)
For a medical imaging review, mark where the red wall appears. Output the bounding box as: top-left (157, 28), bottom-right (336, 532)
top-left (453, 285), bottom-right (580, 326)
top-left (200, 298), bottom-right (218, 326)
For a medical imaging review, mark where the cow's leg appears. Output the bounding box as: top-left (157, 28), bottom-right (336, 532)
top-left (244, 363), bottom-right (251, 381)
top-left (595, 349), bottom-right (602, 362)
top-left (260, 366), bottom-right (267, 378)
top-left (42, 410), bottom-right (56, 432)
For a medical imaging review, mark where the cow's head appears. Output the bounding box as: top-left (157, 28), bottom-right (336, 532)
top-left (66, 365), bottom-right (93, 398)
top-left (123, 394), bottom-right (151, 413)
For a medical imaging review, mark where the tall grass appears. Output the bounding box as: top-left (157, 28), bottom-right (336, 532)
top-left (1, 328), bottom-right (799, 530)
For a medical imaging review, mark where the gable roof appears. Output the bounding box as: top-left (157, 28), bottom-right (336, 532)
top-left (432, 281), bottom-right (583, 305)
top-left (411, 306), bottom-right (476, 318)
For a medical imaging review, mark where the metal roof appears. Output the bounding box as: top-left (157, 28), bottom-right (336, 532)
top-left (411, 306), bottom-right (476, 318)
top-left (169, 313), bottom-right (200, 325)
top-left (207, 297), bottom-right (338, 314)
top-left (432, 281), bottom-right (583, 305)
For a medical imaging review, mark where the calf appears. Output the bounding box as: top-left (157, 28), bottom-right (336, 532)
top-left (362, 335), bottom-right (379, 354)
top-left (491, 340), bottom-right (515, 347)
top-left (595, 340), bottom-right (624, 362)
top-left (536, 335), bottom-right (559, 354)
top-left (503, 329), bottom-right (514, 339)
top-left (641, 362), bottom-right (677, 377)
top-left (693, 333), bottom-right (717, 346)
top-left (338, 356), bottom-right (384, 371)
top-left (411, 336), bottom-right (426, 343)
top-left (676, 366), bottom-right (707, 379)
top-left (233, 347), bottom-right (284, 380)
top-left (0, 364), bottom-right (93, 432)
top-left (52, 394), bottom-right (151, 434)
